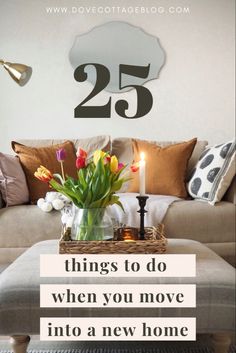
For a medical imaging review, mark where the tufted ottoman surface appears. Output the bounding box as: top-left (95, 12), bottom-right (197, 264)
top-left (0, 239), bottom-right (235, 335)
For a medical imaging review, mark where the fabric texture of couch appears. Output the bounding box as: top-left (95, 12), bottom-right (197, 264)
top-left (0, 136), bottom-right (235, 267)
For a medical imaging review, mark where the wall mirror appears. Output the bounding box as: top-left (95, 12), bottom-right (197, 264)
top-left (69, 21), bottom-right (165, 93)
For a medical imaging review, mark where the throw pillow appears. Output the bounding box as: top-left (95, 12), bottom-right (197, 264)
top-left (127, 138), bottom-right (197, 198)
top-left (112, 138), bottom-right (207, 192)
top-left (12, 140), bottom-right (77, 204)
top-left (17, 135), bottom-right (111, 157)
top-left (0, 153), bottom-right (29, 206)
top-left (187, 140), bottom-right (236, 205)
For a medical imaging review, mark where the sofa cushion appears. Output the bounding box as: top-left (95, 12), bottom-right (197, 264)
top-left (0, 199), bottom-right (235, 249)
top-left (12, 140), bottom-right (77, 204)
top-left (188, 140), bottom-right (236, 205)
top-left (17, 135), bottom-right (111, 158)
top-left (0, 264), bottom-right (9, 274)
top-left (163, 199), bottom-right (235, 244)
top-left (127, 138), bottom-right (197, 198)
top-left (0, 153), bottom-right (29, 206)
top-left (223, 175), bottom-right (236, 204)
top-left (0, 205), bottom-right (61, 249)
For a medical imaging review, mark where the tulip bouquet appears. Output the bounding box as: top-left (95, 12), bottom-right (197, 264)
top-left (35, 148), bottom-right (138, 240)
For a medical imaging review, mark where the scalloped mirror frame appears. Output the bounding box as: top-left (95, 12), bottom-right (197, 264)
top-left (69, 21), bottom-right (166, 93)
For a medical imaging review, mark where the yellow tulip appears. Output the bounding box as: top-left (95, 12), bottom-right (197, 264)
top-left (110, 155), bottom-right (118, 173)
top-left (34, 165), bottom-right (53, 182)
top-left (93, 150), bottom-right (106, 165)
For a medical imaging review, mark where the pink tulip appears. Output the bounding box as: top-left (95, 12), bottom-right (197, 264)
top-left (118, 162), bottom-right (124, 171)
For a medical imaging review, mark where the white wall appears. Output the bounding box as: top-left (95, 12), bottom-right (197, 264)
top-left (0, 0), bottom-right (235, 154)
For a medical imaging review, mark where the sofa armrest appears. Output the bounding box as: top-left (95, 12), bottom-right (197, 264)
top-left (223, 175), bottom-right (236, 204)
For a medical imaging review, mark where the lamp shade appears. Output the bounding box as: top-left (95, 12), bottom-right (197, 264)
top-left (3, 62), bottom-right (32, 86)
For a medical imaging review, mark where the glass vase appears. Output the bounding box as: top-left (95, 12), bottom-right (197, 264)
top-left (72, 208), bottom-right (114, 241)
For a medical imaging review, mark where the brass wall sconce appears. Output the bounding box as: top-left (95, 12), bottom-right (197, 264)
top-left (0, 59), bottom-right (32, 86)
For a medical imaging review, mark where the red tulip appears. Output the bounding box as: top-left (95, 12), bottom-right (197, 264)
top-left (130, 162), bottom-right (139, 173)
top-left (105, 155), bottom-right (111, 164)
top-left (76, 156), bottom-right (86, 170)
top-left (77, 147), bottom-right (87, 159)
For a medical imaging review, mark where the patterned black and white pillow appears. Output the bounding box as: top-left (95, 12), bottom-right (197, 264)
top-left (187, 140), bottom-right (235, 205)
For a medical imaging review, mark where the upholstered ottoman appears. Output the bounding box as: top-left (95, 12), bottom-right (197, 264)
top-left (0, 239), bottom-right (235, 353)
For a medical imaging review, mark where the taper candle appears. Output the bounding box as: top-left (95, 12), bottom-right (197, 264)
top-left (139, 152), bottom-right (146, 196)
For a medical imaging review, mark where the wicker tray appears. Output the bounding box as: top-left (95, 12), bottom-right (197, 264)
top-left (59, 225), bottom-right (167, 254)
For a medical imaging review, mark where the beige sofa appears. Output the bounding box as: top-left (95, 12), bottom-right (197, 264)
top-left (0, 137), bottom-right (235, 268)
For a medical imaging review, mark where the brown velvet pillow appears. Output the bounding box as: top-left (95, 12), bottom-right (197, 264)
top-left (128, 138), bottom-right (197, 198)
top-left (12, 140), bottom-right (77, 204)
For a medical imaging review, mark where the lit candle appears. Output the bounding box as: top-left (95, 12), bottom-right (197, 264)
top-left (139, 152), bottom-right (146, 196)
top-left (117, 227), bottom-right (139, 241)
